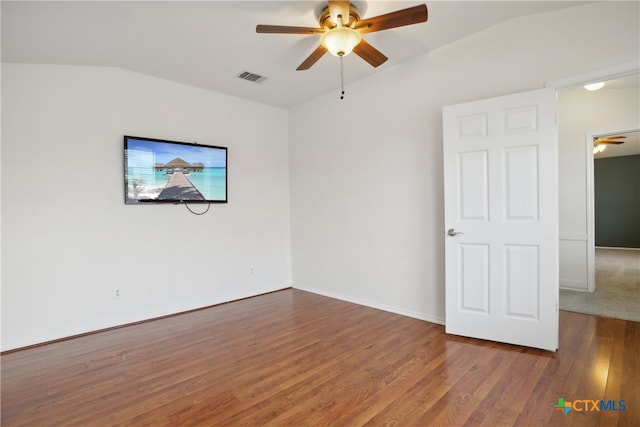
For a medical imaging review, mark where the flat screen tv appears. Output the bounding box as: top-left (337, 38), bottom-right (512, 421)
top-left (124, 135), bottom-right (227, 204)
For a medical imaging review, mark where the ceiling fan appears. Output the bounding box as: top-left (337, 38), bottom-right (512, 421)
top-left (256, 1), bottom-right (428, 71)
top-left (593, 135), bottom-right (626, 153)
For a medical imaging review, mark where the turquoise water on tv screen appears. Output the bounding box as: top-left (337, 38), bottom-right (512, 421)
top-left (128, 167), bottom-right (227, 201)
top-left (186, 168), bottom-right (227, 200)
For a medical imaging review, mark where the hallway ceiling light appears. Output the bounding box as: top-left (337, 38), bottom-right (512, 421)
top-left (584, 82), bottom-right (605, 91)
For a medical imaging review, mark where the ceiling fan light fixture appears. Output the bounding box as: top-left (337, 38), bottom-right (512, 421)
top-left (593, 143), bottom-right (607, 154)
top-left (320, 27), bottom-right (361, 57)
top-left (584, 82), bottom-right (605, 91)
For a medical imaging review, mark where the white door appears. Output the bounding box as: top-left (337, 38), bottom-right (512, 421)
top-left (443, 88), bottom-right (559, 351)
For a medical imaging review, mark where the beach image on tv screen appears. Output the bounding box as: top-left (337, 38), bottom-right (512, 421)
top-left (125, 137), bottom-right (227, 203)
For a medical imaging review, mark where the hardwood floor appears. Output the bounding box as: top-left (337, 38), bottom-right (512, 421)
top-left (2, 289), bottom-right (638, 426)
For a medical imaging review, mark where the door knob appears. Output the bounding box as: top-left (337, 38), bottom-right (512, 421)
top-left (447, 228), bottom-right (463, 236)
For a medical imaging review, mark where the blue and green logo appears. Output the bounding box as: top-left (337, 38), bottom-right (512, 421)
top-left (554, 397), bottom-right (572, 415)
top-left (554, 397), bottom-right (626, 416)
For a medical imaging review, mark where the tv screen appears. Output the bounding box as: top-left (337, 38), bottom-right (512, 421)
top-left (124, 136), bottom-right (227, 204)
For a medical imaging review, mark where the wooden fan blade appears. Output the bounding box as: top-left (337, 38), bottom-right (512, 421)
top-left (356, 4), bottom-right (428, 34)
top-left (352, 39), bottom-right (388, 68)
top-left (595, 135), bottom-right (626, 144)
top-left (256, 25), bottom-right (324, 35)
top-left (297, 45), bottom-right (328, 70)
top-left (597, 135), bottom-right (626, 140)
top-left (328, 1), bottom-right (350, 26)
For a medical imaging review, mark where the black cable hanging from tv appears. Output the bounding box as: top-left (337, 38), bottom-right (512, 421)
top-left (184, 203), bottom-right (211, 215)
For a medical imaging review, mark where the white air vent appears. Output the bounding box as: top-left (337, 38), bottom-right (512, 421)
top-left (238, 71), bottom-right (266, 83)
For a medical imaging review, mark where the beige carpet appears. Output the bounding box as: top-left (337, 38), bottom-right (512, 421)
top-left (560, 248), bottom-right (640, 322)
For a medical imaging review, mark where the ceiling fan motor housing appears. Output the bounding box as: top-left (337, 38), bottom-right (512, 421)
top-left (320, 4), bottom-right (361, 29)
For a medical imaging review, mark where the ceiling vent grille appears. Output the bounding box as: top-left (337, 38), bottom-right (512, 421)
top-left (237, 71), bottom-right (266, 83)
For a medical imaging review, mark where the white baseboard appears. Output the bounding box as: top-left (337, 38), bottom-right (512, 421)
top-left (293, 285), bottom-right (446, 326)
top-left (596, 246), bottom-right (640, 251)
top-left (560, 279), bottom-right (589, 291)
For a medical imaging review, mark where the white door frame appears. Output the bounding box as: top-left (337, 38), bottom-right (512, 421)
top-left (546, 60), bottom-right (640, 292)
top-left (544, 60), bottom-right (639, 91)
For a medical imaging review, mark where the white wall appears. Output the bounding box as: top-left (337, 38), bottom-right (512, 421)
top-left (1, 64), bottom-right (292, 351)
top-left (3, 2), bottom-right (638, 352)
top-left (558, 86), bottom-right (640, 290)
top-left (289, 2), bottom-right (640, 322)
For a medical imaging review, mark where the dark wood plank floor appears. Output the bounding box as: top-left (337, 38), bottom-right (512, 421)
top-left (2, 289), bottom-right (638, 426)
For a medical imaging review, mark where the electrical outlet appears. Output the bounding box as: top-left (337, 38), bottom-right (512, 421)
top-left (114, 288), bottom-right (121, 299)
top-left (250, 267), bottom-right (255, 275)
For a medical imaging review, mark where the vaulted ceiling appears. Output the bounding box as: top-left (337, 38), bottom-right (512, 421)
top-left (2, 1), bottom-right (591, 108)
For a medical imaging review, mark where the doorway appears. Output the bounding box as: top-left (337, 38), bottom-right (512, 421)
top-left (554, 69), bottom-right (640, 321)
top-left (561, 129), bottom-right (640, 321)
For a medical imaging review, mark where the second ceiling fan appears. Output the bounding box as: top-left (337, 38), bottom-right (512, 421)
top-left (256, 1), bottom-right (428, 70)
top-left (593, 135), bottom-right (626, 154)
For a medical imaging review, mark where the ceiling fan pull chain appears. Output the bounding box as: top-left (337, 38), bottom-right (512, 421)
top-left (340, 55), bottom-right (345, 100)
